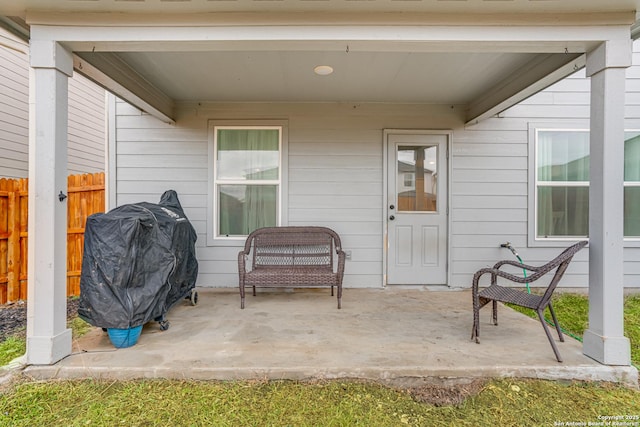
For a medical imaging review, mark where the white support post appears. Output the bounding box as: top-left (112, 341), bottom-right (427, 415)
top-left (583, 39), bottom-right (632, 366)
top-left (26, 40), bottom-right (73, 365)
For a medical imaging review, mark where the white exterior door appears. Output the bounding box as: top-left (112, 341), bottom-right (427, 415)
top-left (386, 132), bottom-right (448, 285)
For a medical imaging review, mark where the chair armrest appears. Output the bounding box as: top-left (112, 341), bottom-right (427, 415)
top-left (493, 259), bottom-right (543, 273)
top-left (492, 241), bottom-right (588, 279)
top-left (336, 249), bottom-right (346, 279)
top-left (473, 241), bottom-right (588, 305)
top-left (238, 233), bottom-right (257, 275)
top-left (238, 251), bottom-right (248, 274)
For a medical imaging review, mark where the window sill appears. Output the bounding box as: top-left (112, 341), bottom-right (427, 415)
top-left (527, 237), bottom-right (640, 248)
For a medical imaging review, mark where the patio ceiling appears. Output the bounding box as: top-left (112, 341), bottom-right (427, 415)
top-left (103, 50), bottom-right (558, 104)
top-left (0, 1), bottom-right (637, 124)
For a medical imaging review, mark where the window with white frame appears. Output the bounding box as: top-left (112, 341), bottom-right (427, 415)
top-left (535, 130), bottom-right (590, 238)
top-left (534, 129), bottom-right (640, 239)
top-left (213, 126), bottom-right (281, 238)
top-left (624, 131), bottom-right (640, 238)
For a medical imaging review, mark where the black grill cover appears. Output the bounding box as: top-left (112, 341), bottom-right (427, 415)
top-left (78, 190), bottom-right (198, 329)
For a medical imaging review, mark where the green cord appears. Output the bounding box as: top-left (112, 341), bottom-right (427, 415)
top-left (515, 254), bottom-right (530, 294)
top-left (543, 316), bottom-right (582, 341)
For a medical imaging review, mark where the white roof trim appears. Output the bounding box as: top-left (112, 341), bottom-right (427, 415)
top-left (24, 19), bottom-right (632, 125)
top-left (73, 54), bottom-right (175, 124)
top-left (466, 53), bottom-right (587, 125)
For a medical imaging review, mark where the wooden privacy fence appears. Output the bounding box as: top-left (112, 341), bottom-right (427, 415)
top-left (0, 172), bottom-right (105, 304)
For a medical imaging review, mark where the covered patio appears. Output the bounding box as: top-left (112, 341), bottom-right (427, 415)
top-left (23, 288), bottom-right (638, 387)
top-left (0, 0), bottom-right (637, 373)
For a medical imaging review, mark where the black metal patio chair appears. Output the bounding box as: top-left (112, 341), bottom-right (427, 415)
top-left (471, 240), bottom-right (588, 362)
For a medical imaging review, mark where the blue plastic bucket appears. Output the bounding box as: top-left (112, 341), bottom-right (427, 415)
top-left (107, 325), bottom-right (143, 348)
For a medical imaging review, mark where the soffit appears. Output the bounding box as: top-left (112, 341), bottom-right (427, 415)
top-left (113, 50), bottom-right (543, 104)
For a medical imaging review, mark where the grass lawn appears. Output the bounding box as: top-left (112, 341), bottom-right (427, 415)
top-left (0, 377), bottom-right (639, 426)
top-left (0, 338), bottom-right (25, 368)
top-left (0, 293), bottom-right (638, 426)
top-left (0, 316), bottom-right (91, 367)
top-left (508, 293), bottom-right (640, 367)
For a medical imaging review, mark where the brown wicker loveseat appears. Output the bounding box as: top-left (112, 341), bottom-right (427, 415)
top-left (238, 226), bottom-right (346, 309)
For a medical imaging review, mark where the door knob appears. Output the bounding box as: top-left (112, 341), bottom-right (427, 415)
top-left (389, 215), bottom-right (395, 221)
top-left (389, 204), bottom-right (395, 210)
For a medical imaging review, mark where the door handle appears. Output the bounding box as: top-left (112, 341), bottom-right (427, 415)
top-left (389, 215), bottom-right (395, 221)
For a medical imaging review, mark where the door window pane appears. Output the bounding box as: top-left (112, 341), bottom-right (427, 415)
top-left (397, 145), bottom-right (437, 212)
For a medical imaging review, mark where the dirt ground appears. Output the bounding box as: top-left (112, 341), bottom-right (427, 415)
top-left (0, 298), bottom-right (79, 342)
top-left (406, 379), bottom-right (486, 406)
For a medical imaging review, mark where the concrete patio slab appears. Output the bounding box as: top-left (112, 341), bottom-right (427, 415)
top-left (22, 288), bottom-right (638, 387)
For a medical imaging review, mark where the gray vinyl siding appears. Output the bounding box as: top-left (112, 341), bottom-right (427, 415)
top-left (0, 28), bottom-right (105, 178)
top-left (448, 78), bottom-right (594, 288)
top-left (448, 41), bottom-right (640, 289)
top-left (112, 43), bottom-right (640, 290)
top-left (114, 101), bottom-right (465, 287)
top-left (0, 32), bottom-right (29, 178)
top-left (449, 123), bottom-right (535, 287)
top-left (68, 73), bottom-right (106, 174)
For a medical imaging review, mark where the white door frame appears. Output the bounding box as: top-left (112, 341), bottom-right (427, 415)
top-left (382, 129), bottom-right (452, 287)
